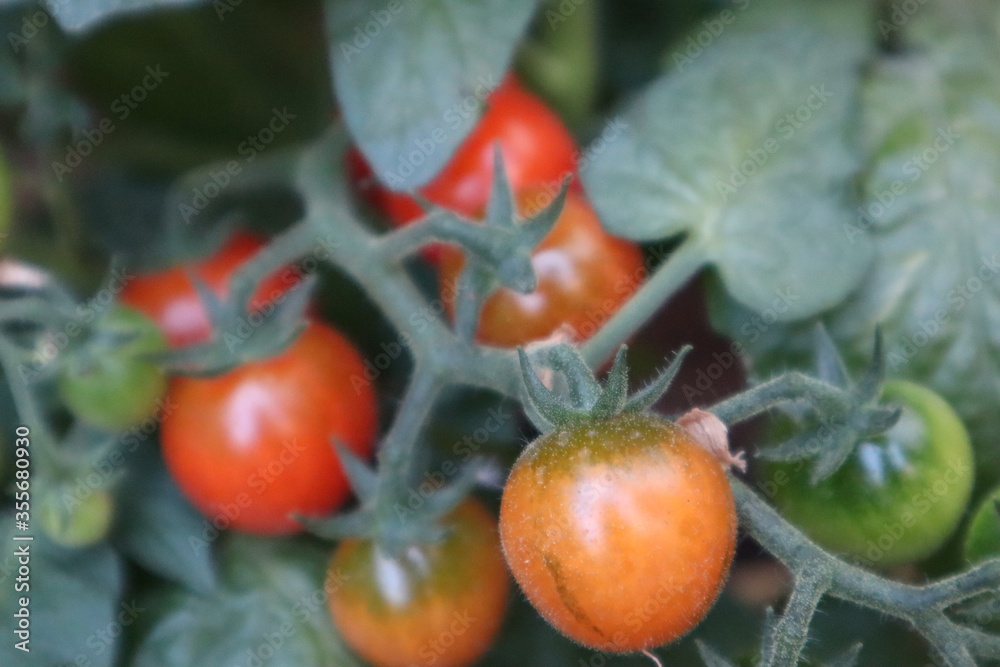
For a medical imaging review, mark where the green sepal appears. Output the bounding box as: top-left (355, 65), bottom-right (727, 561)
top-left (590, 346), bottom-right (629, 420)
top-left (543, 344), bottom-right (602, 408)
top-left (297, 509), bottom-right (376, 541)
top-left (756, 329), bottom-right (901, 484)
top-left (418, 463), bottom-right (482, 522)
top-left (517, 347), bottom-right (590, 431)
top-left (517, 343), bottom-right (690, 429)
top-left (332, 440), bottom-right (378, 505)
top-left (157, 274), bottom-right (316, 376)
top-left (623, 344), bottom-right (692, 414)
top-left (854, 326), bottom-right (885, 404)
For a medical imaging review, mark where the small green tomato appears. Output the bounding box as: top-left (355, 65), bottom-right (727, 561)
top-left (766, 380), bottom-right (974, 568)
top-left (40, 487), bottom-right (115, 548)
top-left (58, 305), bottom-right (167, 431)
top-left (963, 485), bottom-right (1000, 564)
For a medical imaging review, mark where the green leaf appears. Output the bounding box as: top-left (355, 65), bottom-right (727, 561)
top-left (328, 0), bottom-right (539, 190)
top-left (47, 0), bottom-right (206, 33)
top-left (131, 534), bottom-right (359, 666)
top-left (0, 524), bottom-right (125, 667)
top-left (583, 0), bottom-right (874, 321)
top-left (824, 0), bottom-right (1000, 474)
top-left (111, 442), bottom-right (216, 594)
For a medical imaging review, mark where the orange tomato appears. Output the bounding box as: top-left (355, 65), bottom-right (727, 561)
top-left (328, 499), bottom-right (509, 667)
top-left (161, 321), bottom-right (377, 534)
top-left (439, 188), bottom-right (645, 347)
top-left (121, 231), bottom-right (299, 347)
top-left (499, 413), bottom-right (736, 652)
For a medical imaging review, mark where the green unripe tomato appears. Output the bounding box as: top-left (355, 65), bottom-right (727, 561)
top-left (963, 485), bottom-right (1000, 563)
top-left (765, 380), bottom-right (974, 568)
top-left (58, 305), bottom-right (168, 431)
top-left (40, 488), bottom-right (114, 548)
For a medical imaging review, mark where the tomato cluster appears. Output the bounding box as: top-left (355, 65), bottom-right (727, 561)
top-left (116, 235), bottom-right (377, 535)
top-left (348, 75), bottom-right (645, 348)
top-left (51, 69), bottom-right (984, 667)
top-left (98, 74), bottom-right (725, 667)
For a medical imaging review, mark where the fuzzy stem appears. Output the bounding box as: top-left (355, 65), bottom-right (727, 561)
top-left (581, 240), bottom-right (706, 366)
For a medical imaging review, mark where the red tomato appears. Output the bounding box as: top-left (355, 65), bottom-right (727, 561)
top-left (499, 413), bottom-right (737, 652)
top-left (161, 321), bottom-right (377, 535)
top-left (346, 75), bottom-right (579, 229)
top-left (120, 232), bottom-right (298, 347)
top-left (439, 188), bottom-right (646, 347)
top-left (328, 499), bottom-right (509, 667)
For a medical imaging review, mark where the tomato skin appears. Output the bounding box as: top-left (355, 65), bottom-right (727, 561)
top-left (39, 488), bottom-right (114, 548)
top-left (766, 380), bottom-right (974, 568)
top-left (161, 321), bottom-right (377, 535)
top-left (963, 484), bottom-right (1000, 564)
top-left (499, 413), bottom-right (737, 652)
top-left (347, 75), bottom-right (580, 227)
top-left (328, 499), bottom-right (509, 667)
top-left (58, 305), bottom-right (168, 430)
top-left (439, 188), bottom-right (645, 347)
top-left (120, 232), bottom-right (299, 347)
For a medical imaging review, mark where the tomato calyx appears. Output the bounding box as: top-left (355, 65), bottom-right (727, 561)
top-left (382, 149), bottom-right (568, 341)
top-left (155, 267), bottom-right (317, 377)
top-left (298, 439), bottom-right (484, 556)
top-left (755, 325), bottom-right (904, 484)
top-left (517, 341), bottom-right (690, 427)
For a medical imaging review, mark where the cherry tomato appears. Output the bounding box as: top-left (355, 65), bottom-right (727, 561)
top-left (439, 187), bottom-right (645, 347)
top-left (120, 231), bottom-right (299, 347)
top-left (328, 499), bottom-right (509, 667)
top-left (161, 321), bottom-right (377, 535)
top-left (499, 413), bottom-right (737, 653)
top-left (765, 380), bottom-right (974, 568)
top-left (58, 305), bottom-right (168, 431)
top-left (347, 75), bottom-right (579, 228)
top-left (39, 488), bottom-right (114, 548)
top-left (963, 484), bottom-right (1000, 564)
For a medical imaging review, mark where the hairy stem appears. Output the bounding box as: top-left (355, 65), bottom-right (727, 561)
top-left (581, 240), bottom-right (705, 366)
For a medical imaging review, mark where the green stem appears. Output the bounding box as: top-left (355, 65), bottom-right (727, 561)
top-left (581, 239), bottom-right (706, 366)
top-left (710, 371), bottom-right (849, 425)
top-left (229, 218), bottom-right (324, 301)
top-left (732, 477), bottom-right (1000, 665)
top-left (373, 368), bottom-right (443, 523)
top-left (760, 563), bottom-right (831, 667)
top-left (0, 334), bottom-right (66, 473)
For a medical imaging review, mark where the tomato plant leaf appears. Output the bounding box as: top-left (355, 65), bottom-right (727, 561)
top-left (328, 0), bottom-right (539, 190)
top-left (43, 0), bottom-right (206, 33)
top-left (583, 0), bottom-right (874, 321)
top-left (825, 1), bottom-right (1000, 475)
top-left (111, 443), bottom-right (217, 593)
top-left (131, 534), bottom-right (359, 666)
top-left (0, 525), bottom-right (125, 667)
